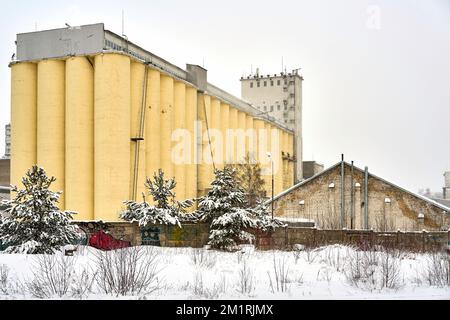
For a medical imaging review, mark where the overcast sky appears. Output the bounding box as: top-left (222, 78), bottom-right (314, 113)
top-left (0, 0), bottom-right (449, 194)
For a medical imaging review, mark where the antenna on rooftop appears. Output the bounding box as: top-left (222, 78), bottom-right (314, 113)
top-left (122, 9), bottom-right (125, 36)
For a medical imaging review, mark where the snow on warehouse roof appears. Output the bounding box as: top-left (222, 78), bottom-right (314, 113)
top-left (266, 161), bottom-right (450, 213)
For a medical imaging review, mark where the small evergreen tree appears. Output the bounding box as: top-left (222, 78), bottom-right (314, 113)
top-left (0, 166), bottom-right (80, 254)
top-left (121, 169), bottom-right (194, 227)
top-left (231, 153), bottom-right (266, 207)
top-left (251, 200), bottom-right (286, 232)
top-left (196, 167), bottom-right (256, 250)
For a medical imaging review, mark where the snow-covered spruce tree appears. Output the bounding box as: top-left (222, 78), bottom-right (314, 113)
top-left (195, 167), bottom-right (257, 251)
top-left (251, 200), bottom-right (286, 232)
top-left (120, 169), bottom-right (194, 227)
top-left (0, 166), bottom-right (80, 254)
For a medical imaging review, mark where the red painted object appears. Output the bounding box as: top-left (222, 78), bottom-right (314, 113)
top-left (88, 230), bottom-right (131, 250)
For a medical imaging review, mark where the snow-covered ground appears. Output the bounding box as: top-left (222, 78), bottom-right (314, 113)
top-left (0, 245), bottom-right (448, 300)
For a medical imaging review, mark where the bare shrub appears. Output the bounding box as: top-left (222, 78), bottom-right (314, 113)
top-left (0, 264), bottom-right (9, 294)
top-left (236, 259), bottom-right (254, 295)
top-left (317, 266), bottom-right (333, 284)
top-left (26, 253), bottom-right (76, 298)
top-left (190, 248), bottom-right (217, 269)
top-left (379, 249), bottom-right (402, 289)
top-left (267, 256), bottom-right (290, 293)
top-left (70, 267), bottom-right (97, 299)
top-left (422, 252), bottom-right (450, 287)
top-left (323, 246), bottom-right (344, 271)
top-left (304, 247), bottom-right (319, 264)
top-left (94, 246), bottom-right (162, 296)
top-left (191, 270), bottom-right (224, 299)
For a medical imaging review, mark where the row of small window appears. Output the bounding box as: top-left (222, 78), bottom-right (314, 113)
top-left (250, 79), bottom-right (294, 88)
top-left (257, 105), bottom-right (295, 111)
top-left (104, 40), bottom-right (147, 62)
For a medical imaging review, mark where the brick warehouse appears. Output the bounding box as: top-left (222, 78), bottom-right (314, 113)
top-left (267, 158), bottom-right (450, 232)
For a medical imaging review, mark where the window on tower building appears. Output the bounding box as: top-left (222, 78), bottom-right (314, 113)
top-left (277, 105), bottom-right (280, 110)
top-left (284, 79), bottom-right (288, 85)
top-left (277, 79), bottom-right (281, 86)
top-left (257, 82), bottom-right (260, 87)
top-left (250, 82), bottom-right (253, 88)
top-left (270, 80), bottom-right (274, 86)
top-left (264, 106), bottom-right (267, 111)
top-left (270, 105), bottom-right (273, 111)
top-left (264, 81), bottom-right (267, 87)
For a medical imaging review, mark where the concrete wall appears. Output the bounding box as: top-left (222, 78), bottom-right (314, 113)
top-left (272, 162), bottom-right (449, 232)
top-left (77, 222), bottom-right (449, 252)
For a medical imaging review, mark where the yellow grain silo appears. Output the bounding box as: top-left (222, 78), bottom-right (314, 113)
top-left (65, 57), bottom-right (94, 220)
top-left (273, 127), bottom-right (283, 195)
top-left (197, 93), bottom-right (211, 194)
top-left (282, 131), bottom-right (289, 190)
top-left (228, 107), bottom-right (238, 164)
top-left (160, 74), bottom-right (174, 179)
top-left (245, 114), bottom-right (255, 160)
top-left (287, 133), bottom-right (294, 187)
top-left (130, 62), bottom-right (147, 201)
top-left (210, 98), bottom-right (222, 168)
top-left (145, 69), bottom-right (161, 185)
top-left (94, 53), bottom-right (130, 221)
top-left (220, 102), bottom-right (230, 168)
top-left (173, 81), bottom-right (186, 200)
top-left (37, 60), bottom-right (65, 209)
top-left (10, 62), bottom-right (37, 189)
top-left (185, 86), bottom-right (197, 203)
top-left (237, 111), bottom-right (246, 163)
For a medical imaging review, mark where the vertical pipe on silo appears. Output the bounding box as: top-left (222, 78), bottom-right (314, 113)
top-left (282, 131), bottom-right (288, 189)
top-left (160, 75), bottom-right (174, 179)
top-left (10, 62), bottom-right (37, 189)
top-left (130, 62), bottom-right (147, 200)
top-left (37, 60), bottom-right (65, 209)
top-left (65, 57), bottom-right (94, 220)
top-left (173, 81), bottom-right (186, 200)
top-left (94, 54), bottom-right (130, 221)
top-left (185, 86), bottom-right (197, 204)
top-left (264, 122), bottom-right (272, 196)
top-left (220, 103), bottom-right (230, 167)
top-left (145, 69), bottom-right (161, 184)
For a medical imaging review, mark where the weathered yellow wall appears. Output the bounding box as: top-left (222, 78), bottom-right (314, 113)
top-left (160, 75), bottom-right (174, 180)
top-left (94, 54), bottom-right (130, 220)
top-left (10, 62), bottom-right (37, 189)
top-left (145, 69), bottom-right (161, 186)
top-left (65, 57), bottom-right (94, 220)
top-left (37, 60), bottom-right (65, 209)
top-left (173, 81), bottom-right (186, 200)
top-left (185, 86), bottom-right (197, 203)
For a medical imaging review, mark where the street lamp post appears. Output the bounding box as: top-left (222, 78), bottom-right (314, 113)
top-left (267, 152), bottom-right (274, 219)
